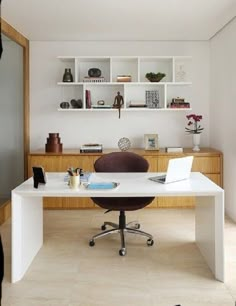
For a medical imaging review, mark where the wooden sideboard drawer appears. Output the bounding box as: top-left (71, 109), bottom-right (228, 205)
top-left (158, 156), bottom-right (221, 174)
top-left (191, 157), bottom-right (221, 173)
top-left (204, 174), bottom-right (221, 186)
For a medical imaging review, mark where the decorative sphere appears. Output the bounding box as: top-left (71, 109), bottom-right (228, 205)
top-left (118, 137), bottom-right (131, 151)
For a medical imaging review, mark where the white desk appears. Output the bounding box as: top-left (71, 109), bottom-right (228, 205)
top-left (11, 172), bottom-right (224, 283)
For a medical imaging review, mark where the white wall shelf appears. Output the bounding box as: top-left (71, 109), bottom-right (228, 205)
top-left (57, 56), bottom-right (192, 111)
top-left (57, 108), bottom-right (192, 112)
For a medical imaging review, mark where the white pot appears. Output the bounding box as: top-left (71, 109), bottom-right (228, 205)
top-left (192, 134), bottom-right (201, 151)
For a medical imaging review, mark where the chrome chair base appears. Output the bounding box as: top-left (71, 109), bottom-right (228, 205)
top-left (89, 220), bottom-right (154, 256)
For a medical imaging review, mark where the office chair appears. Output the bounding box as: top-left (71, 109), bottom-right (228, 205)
top-left (89, 151), bottom-right (155, 256)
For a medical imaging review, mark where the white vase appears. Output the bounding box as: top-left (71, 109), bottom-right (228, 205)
top-left (192, 134), bottom-right (201, 151)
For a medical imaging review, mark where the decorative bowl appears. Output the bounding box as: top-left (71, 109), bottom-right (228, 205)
top-left (145, 72), bottom-right (166, 82)
top-left (60, 102), bottom-right (70, 109)
top-left (88, 68), bottom-right (101, 78)
top-left (70, 99), bottom-right (83, 108)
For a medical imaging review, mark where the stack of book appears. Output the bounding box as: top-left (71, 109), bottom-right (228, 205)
top-left (116, 75), bottom-right (132, 82)
top-left (165, 147), bottom-right (183, 153)
top-left (83, 77), bottom-right (105, 83)
top-left (129, 101), bottom-right (147, 108)
top-left (80, 144), bottom-right (103, 153)
top-left (169, 97), bottom-right (190, 109)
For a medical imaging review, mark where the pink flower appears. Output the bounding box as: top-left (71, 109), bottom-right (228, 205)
top-left (185, 114), bottom-right (204, 134)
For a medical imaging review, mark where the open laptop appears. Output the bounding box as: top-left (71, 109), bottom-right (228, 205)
top-left (149, 156), bottom-right (194, 184)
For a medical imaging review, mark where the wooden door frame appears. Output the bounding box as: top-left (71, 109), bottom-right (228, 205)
top-left (1, 18), bottom-right (29, 179)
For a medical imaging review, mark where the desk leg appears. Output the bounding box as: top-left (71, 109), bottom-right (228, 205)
top-left (195, 194), bottom-right (225, 282)
top-left (11, 193), bottom-right (43, 283)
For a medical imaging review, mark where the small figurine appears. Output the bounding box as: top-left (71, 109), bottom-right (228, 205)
top-left (113, 91), bottom-right (124, 119)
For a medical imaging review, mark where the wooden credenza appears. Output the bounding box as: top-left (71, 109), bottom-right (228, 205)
top-left (28, 148), bottom-right (223, 209)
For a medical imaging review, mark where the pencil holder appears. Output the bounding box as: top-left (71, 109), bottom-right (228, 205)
top-left (69, 176), bottom-right (80, 189)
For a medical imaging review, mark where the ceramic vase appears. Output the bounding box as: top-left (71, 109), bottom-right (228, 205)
top-left (192, 133), bottom-right (201, 151)
top-left (63, 68), bottom-right (73, 82)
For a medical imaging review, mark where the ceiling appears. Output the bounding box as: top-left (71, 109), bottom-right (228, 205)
top-left (2, 0), bottom-right (236, 41)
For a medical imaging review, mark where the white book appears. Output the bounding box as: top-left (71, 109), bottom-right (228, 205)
top-left (81, 145), bottom-right (102, 149)
top-left (165, 147), bottom-right (183, 153)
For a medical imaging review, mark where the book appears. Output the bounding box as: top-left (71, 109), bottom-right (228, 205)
top-left (80, 143), bottom-right (103, 153)
top-left (91, 105), bottom-right (112, 109)
top-left (165, 147), bottom-right (183, 153)
top-left (129, 104), bottom-right (147, 108)
top-left (84, 182), bottom-right (119, 189)
top-left (116, 75), bottom-right (131, 82)
top-left (169, 102), bottom-right (190, 109)
top-left (86, 90), bottom-right (91, 109)
top-left (80, 149), bottom-right (103, 153)
top-left (83, 77), bottom-right (105, 83)
top-left (129, 101), bottom-right (147, 108)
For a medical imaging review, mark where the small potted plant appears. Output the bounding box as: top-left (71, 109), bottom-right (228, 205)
top-left (145, 72), bottom-right (166, 82)
top-left (185, 114), bottom-right (204, 151)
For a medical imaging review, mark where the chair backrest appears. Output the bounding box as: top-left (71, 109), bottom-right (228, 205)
top-left (94, 152), bottom-right (149, 173)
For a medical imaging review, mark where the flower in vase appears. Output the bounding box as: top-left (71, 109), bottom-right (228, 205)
top-left (185, 114), bottom-right (204, 134)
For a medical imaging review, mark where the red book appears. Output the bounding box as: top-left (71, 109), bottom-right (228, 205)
top-left (86, 90), bottom-right (91, 109)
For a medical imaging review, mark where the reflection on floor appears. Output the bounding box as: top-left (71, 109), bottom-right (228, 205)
top-left (1, 208), bottom-right (236, 306)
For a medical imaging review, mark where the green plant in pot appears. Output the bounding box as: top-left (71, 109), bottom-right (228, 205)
top-left (146, 72), bottom-right (166, 82)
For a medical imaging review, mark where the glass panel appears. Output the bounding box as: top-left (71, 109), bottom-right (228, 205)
top-left (0, 34), bottom-right (24, 205)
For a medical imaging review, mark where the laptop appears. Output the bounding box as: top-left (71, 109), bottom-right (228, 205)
top-left (149, 156), bottom-right (194, 184)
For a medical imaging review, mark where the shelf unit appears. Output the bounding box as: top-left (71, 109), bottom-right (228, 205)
top-left (57, 56), bottom-right (192, 112)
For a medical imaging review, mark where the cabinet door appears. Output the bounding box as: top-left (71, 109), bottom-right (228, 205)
top-left (28, 155), bottom-right (96, 209)
top-left (157, 155), bottom-right (222, 207)
top-left (60, 155), bottom-right (94, 172)
top-left (157, 156), bottom-right (194, 208)
top-left (28, 156), bottom-right (61, 177)
top-left (145, 156), bottom-right (158, 208)
top-left (60, 156), bottom-right (95, 208)
top-left (192, 157), bottom-right (221, 173)
top-left (204, 174), bottom-right (221, 186)
top-left (28, 156), bottom-right (63, 209)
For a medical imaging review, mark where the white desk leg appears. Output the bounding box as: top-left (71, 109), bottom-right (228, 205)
top-left (195, 194), bottom-right (225, 282)
top-left (11, 193), bottom-right (43, 283)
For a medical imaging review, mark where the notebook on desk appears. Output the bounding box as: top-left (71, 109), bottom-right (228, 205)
top-left (149, 156), bottom-right (194, 184)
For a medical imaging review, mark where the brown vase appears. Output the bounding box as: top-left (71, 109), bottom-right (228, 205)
top-left (45, 133), bottom-right (63, 153)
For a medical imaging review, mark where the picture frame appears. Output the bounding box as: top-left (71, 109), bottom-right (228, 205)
top-left (144, 134), bottom-right (159, 150)
top-left (32, 166), bottom-right (47, 188)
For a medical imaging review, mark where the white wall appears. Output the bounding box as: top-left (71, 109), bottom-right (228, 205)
top-left (0, 38), bottom-right (24, 201)
top-left (210, 17), bottom-right (236, 220)
top-left (30, 41), bottom-right (210, 151)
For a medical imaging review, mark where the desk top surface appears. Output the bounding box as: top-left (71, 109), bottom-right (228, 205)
top-left (12, 172), bottom-right (224, 198)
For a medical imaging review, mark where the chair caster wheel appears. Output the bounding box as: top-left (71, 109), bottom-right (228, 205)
top-left (101, 225), bottom-right (106, 230)
top-left (89, 240), bottom-right (95, 247)
top-left (134, 223), bottom-right (140, 229)
top-left (147, 239), bottom-right (154, 246)
top-left (119, 248), bottom-right (126, 256)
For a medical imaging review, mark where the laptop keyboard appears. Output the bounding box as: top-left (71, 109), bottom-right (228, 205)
top-left (157, 177), bottom-right (166, 182)
top-left (149, 175), bottom-right (166, 182)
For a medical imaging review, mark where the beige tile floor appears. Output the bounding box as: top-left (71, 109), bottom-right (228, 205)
top-left (1, 208), bottom-right (236, 306)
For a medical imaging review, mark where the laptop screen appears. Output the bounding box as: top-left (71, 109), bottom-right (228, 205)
top-left (165, 156), bottom-right (194, 183)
